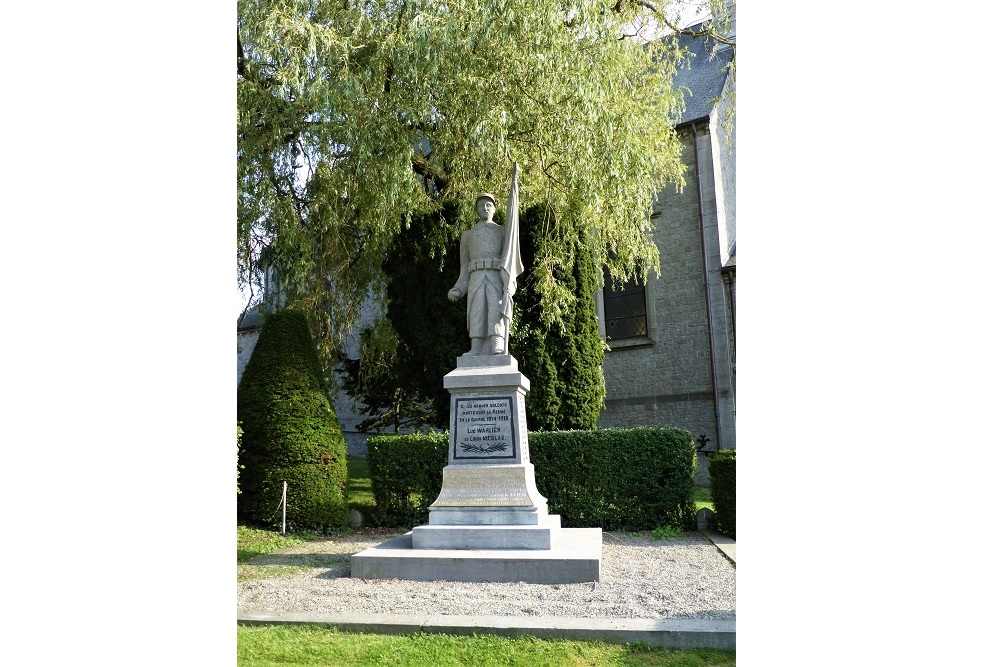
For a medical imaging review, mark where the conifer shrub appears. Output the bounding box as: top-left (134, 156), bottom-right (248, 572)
top-left (510, 205), bottom-right (606, 430)
top-left (237, 423), bottom-right (243, 495)
top-left (380, 202), bottom-right (468, 428)
top-left (708, 449), bottom-right (736, 537)
top-left (237, 309), bottom-right (349, 530)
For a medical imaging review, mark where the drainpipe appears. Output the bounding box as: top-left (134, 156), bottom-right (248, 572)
top-left (688, 120), bottom-right (723, 452)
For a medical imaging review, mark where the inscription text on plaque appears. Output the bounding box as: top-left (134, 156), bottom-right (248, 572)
top-left (452, 396), bottom-right (516, 461)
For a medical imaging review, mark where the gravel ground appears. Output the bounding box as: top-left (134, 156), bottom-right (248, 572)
top-left (238, 529), bottom-right (735, 621)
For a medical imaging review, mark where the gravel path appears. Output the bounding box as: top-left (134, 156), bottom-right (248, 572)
top-left (238, 529), bottom-right (735, 621)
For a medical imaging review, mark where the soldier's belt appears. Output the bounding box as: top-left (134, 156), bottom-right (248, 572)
top-left (465, 257), bottom-right (502, 271)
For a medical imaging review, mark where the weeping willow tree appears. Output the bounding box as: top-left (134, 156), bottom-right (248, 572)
top-left (238, 0), bottom-right (734, 369)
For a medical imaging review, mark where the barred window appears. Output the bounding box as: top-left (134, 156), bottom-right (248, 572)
top-left (602, 275), bottom-right (648, 340)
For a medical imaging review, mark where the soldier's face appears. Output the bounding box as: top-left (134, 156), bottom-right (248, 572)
top-left (477, 198), bottom-right (495, 220)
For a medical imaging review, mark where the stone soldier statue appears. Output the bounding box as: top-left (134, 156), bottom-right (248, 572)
top-left (448, 163), bottom-right (524, 356)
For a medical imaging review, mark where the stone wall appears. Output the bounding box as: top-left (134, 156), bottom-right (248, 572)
top-left (712, 73), bottom-right (737, 263)
top-left (330, 296), bottom-right (385, 457)
top-left (598, 123), bottom-right (735, 485)
top-left (237, 329), bottom-right (259, 384)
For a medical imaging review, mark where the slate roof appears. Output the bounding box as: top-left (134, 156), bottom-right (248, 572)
top-left (671, 23), bottom-right (734, 125)
top-left (237, 305), bottom-right (264, 331)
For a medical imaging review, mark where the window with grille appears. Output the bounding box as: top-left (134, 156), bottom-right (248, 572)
top-left (602, 275), bottom-right (648, 340)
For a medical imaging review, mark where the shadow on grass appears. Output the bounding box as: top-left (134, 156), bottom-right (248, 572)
top-left (249, 553), bottom-right (350, 567)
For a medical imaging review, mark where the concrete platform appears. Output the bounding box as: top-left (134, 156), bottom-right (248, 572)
top-left (702, 528), bottom-right (735, 564)
top-left (351, 528), bottom-right (601, 583)
top-left (237, 612), bottom-right (736, 651)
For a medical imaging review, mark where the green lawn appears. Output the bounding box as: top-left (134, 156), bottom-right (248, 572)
top-left (237, 457), bottom-right (374, 579)
top-left (237, 525), bottom-right (322, 581)
top-left (347, 455), bottom-right (376, 520)
top-left (693, 486), bottom-right (714, 513)
top-left (238, 465), bottom-right (731, 665)
top-left (237, 525), bottom-right (314, 563)
top-left (237, 624), bottom-right (736, 667)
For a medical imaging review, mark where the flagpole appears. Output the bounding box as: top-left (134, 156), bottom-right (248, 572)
top-left (500, 162), bottom-right (523, 354)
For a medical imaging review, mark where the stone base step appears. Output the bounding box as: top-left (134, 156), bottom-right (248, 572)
top-left (351, 528), bottom-right (602, 584)
top-left (412, 514), bottom-right (561, 550)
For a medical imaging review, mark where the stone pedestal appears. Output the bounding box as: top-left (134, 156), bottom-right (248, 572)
top-left (351, 355), bottom-right (601, 583)
top-left (415, 355), bottom-right (558, 549)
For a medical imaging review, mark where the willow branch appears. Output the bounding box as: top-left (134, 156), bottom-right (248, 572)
top-left (634, 1), bottom-right (737, 47)
top-left (410, 154), bottom-right (450, 191)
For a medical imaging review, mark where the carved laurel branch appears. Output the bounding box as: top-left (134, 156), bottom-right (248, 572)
top-left (460, 442), bottom-right (508, 454)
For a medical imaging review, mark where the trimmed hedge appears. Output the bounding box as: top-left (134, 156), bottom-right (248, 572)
top-left (367, 432), bottom-right (448, 527)
top-left (366, 426), bottom-right (697, 530)
top-left (237, 309), bottom-right (349, 531)
top-left (708, 449), bottom-right (736, 538)
top-left (531, 427), bottom-right (697, 531)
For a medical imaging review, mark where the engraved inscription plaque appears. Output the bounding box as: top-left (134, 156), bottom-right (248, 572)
top-left (452, 396), bottom-right (516, 460)
top-left (431, 467), bottom-right (535, 506)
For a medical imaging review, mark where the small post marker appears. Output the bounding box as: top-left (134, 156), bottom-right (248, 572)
top-left (281, 481), bottom-right (288, 535)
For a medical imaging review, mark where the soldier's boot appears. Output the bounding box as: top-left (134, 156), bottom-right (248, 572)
top-left (473, 337), bottom-right (489, 355)
top-left (489, 335), bottom-right (505, 355)
top-left (462, 338), bottom-right (479, 356)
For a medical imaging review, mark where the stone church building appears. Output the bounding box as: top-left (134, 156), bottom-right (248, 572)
top-left (596, 23), bottom-right (736, 476)
top-left (239, 16), bottom-right (736, 479)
